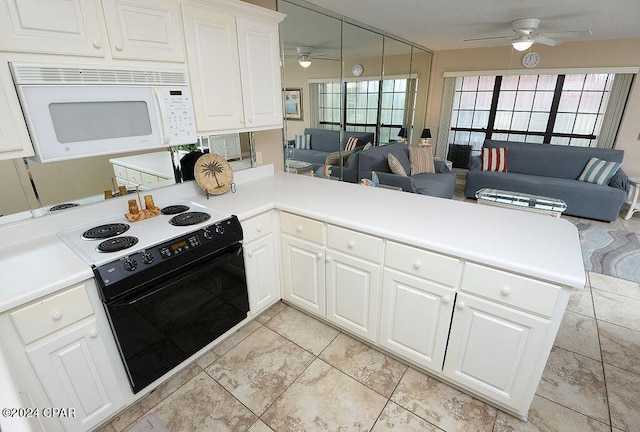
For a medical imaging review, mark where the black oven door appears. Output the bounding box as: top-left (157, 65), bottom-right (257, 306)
top-left (104, 242), bottom-right (249, 393)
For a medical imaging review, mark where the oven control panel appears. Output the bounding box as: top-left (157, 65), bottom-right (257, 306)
top-left (93, 216), bottom-right (242, 292)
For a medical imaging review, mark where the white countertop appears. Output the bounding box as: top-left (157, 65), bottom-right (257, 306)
top-left (109, 151), bottom-right (175, 179)
top-left (0, 165), bottom-right (585, 314)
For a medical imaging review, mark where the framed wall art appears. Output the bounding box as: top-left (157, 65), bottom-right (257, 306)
top-left (284, 88), bottom-right (303, 121)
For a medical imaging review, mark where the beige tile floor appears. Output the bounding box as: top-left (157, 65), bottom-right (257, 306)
top-left (95, 269), bottom-right (640, 432)
top-left (94, 200), bottom-right (640, 432)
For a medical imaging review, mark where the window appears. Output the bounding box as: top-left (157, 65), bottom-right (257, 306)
top-left (316, 77), bottom-right (415, 144)
top-left (449, 73), bottom-right (615, 152)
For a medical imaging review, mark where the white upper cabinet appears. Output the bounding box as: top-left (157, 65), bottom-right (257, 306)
top-left (0, 0), bottom-right (107, 56)
top-left (101, 0), bottom-right (184, 62)
top-left (182, 0), bottom-right (284, 134)
top-left (236, 16), bottom-right (283, 129)
top-left (0, 61), bottom-right (33, 159)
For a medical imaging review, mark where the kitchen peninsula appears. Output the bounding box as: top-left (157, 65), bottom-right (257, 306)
top-left (0, 165), bottom-right (584, 431)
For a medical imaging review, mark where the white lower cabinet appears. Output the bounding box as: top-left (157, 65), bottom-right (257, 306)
top-left (325, 250), bottom-right (380, 342)
top-left (243, 212), bottom-right (280, 315)
top-left (442, 293), bottom-right (549, 413)
top-left (27, 319), bottom-right (125, 432)
top-left (281, 234), bottom-right (326, 316)
top-left (379, 269), bottom-right (454, 371)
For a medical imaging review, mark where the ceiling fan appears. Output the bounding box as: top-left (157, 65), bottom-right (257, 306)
top-left (284, 46), bottom-right (337, 68)
top-left (464, 18), bottom-right (592, 51)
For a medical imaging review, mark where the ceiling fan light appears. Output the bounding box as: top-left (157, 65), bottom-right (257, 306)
top-left (298, 56), bottom-right (311, 68)
top-left (512, 39), bottom-right (534, 51)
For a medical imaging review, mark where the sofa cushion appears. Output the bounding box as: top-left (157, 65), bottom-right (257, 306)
top-left (481, 147), bottom-right (508, 172)
top-left (409, 146), bottom-right (435, 174)
top-left (578, 157), bottom-right (622, 185)
top-left (295, 134), bottom-right (311, 149)
top-left (304, 128), bottom-right (341, 153)
top-left (412, 172), bottom-right (456, 198)
top-left (388, 153), bottom-right (408, 176)
top-left (483, 140), bottom-right (624, 179)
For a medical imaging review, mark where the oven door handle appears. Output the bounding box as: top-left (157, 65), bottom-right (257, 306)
top-left (109, 244), bottom-right (243, 307)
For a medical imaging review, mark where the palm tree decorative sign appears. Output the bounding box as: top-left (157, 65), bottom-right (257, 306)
top-left (194, 153), bottom-right (234, 196)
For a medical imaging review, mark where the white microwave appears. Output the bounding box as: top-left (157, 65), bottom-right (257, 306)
top-left (10, 62), bottom-right (197, 163)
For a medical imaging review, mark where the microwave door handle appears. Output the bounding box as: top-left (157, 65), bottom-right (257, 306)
top-left (153, 87), bottom-right (170, 145)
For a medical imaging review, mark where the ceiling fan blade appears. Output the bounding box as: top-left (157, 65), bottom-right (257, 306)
top-left (463, 36), bottom-right (512, 42)
top-left (539, 30), bottom-right (592, 39)
top-left (534, 35), bottom-right (561, 46)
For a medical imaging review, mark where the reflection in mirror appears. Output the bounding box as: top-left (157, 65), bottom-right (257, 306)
top-left (381, 38), bottom-right (414, 145)
top-left (410, 47), bottom-right (434, 147)
top-left (0, 133), bottom-right (255, 225)
top-left (279, 1), bottom-right (342, 179)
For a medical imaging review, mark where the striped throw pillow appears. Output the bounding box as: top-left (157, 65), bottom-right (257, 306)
top-left (578, 157), bottom-right (622, 185)
top-left (388, 153), bottom-right (407, 176)
top-left (481, 147), bottom-right (508, 172)
top-left (345, 136), bottom-right (360, 151)
top-left (295, 134), bottom-right (311, 150)
top-left (409, 146), bottom-right (435, 175)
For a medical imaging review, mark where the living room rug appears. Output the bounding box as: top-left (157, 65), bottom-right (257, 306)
top-left (574, 222), bottom-right (640, 283)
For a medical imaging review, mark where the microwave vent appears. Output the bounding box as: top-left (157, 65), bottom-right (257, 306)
top-left (11, 64), bottom-right (188, 86)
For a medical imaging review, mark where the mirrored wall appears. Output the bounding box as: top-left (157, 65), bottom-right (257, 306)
top-left (278, 0), bottom-right (433, 181)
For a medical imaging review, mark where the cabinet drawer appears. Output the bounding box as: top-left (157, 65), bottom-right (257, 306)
top-left (10, 284), bottom-right (94, 344)
top-left (327, 225), bottom-right (383, 263)
top-left (385, 241), bottom-right (461, 288)
top-left (113, 164), bottom-right (127, 180)
top-left (243, 212), bottom-right (273, 243)
top-left (461, 263), bottom-right (561, 317)
top-left (280, 212), bottom-right (325, 244)
top-left (140, 172), bottom-right (160, 186)
top-left (125, 168), bottom-right (142, 185)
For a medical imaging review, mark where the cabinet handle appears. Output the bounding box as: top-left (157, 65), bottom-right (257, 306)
top-left (325, 256), bottom-right (331, 262)
top-left (413, 260), bottom-right (422, 270)
top-left (92, 40), bottom-right (102, 49)
top-left (316, 252), bottom-right (323, 259)
top-left (347, 240), bottom-right (355, 249)
top-left (51, 310), bottom-right (63, 321)
top-left (89, 329), bottom-right (99, 338)
top-left (247, 251), bottom-right (253, 258)
top-left (443, 296), bottom-right (451, 304)
top-left (457, 301), bottom-right (466, 310)
top-left (248, 118), bottom-right (253, 124)
top-left (115, 42), bottom-right (123, 51)
top-left (501, 286), bottom-right (512, 296)
top-left (296, 225), bottom-right (303, 233)
top-left (256, 226), bottom-right (262, 233)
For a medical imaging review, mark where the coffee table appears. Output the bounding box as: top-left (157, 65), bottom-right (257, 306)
top-left (475, 188), bottom-right (567, 217)
top-left (285, 159), bottom-right (314, 175)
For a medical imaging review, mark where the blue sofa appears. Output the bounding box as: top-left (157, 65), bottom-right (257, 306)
top-left (287, 128), bottom-right (375, 166)
top-left (357, 142), bottom-right (456, 198)
top-left (465, 140), bottom-right (629, 221)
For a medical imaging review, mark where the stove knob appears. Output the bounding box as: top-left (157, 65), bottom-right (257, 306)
top-left (124, 258), bottom-right (137, 271)
top-left (142, 253), bottom-right (154, 264)
top-left (215, 224), bottom-right (225, 235)
top-left (203, 228), bottom-right (214, 240)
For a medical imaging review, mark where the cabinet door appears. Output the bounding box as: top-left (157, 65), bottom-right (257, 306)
top-left (0, 65), bottom-right (33, 159)
top-left (236, 16), bottom-right (283, 130)
top-left (443, 293), bottom-right (549, 413)
top-left (27, 320), bottom-right (124, 432)
top-left (245, 233), bottom-right (280, 315)
top-left (0, 0), bottom-right (106, 56)
top-left (281, 234), bottom-right (325, 316)
top-left (182, 4), bottom-right (245, 132)
top-left (101, 0), bottom-right (184, 62)
top-left (379, 269), bottom-right (454, 371)
top-left (326, 250), bottom-right (380, 342)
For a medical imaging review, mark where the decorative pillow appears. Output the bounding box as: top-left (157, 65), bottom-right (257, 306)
top-left (315, 164), bottom-right (332, 179)
top-left (363, 142), bottom-right (373, 150)
top-left (325, 150), bottom-right (354, 165)
top-left (481, 147), bottom-right (508, 172)
top-left (409, 145), bottom-right (435, 175)
top-left (294, 134), bottom-right (311, 150)
top-left (388, 153), bottom-right (408, 176)
top-left (361, 171), bottom-right (379, 187)
top-left (345, 136), bottom-right (360, 151)
top-left (578, 157), bottom-right (622, 185)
